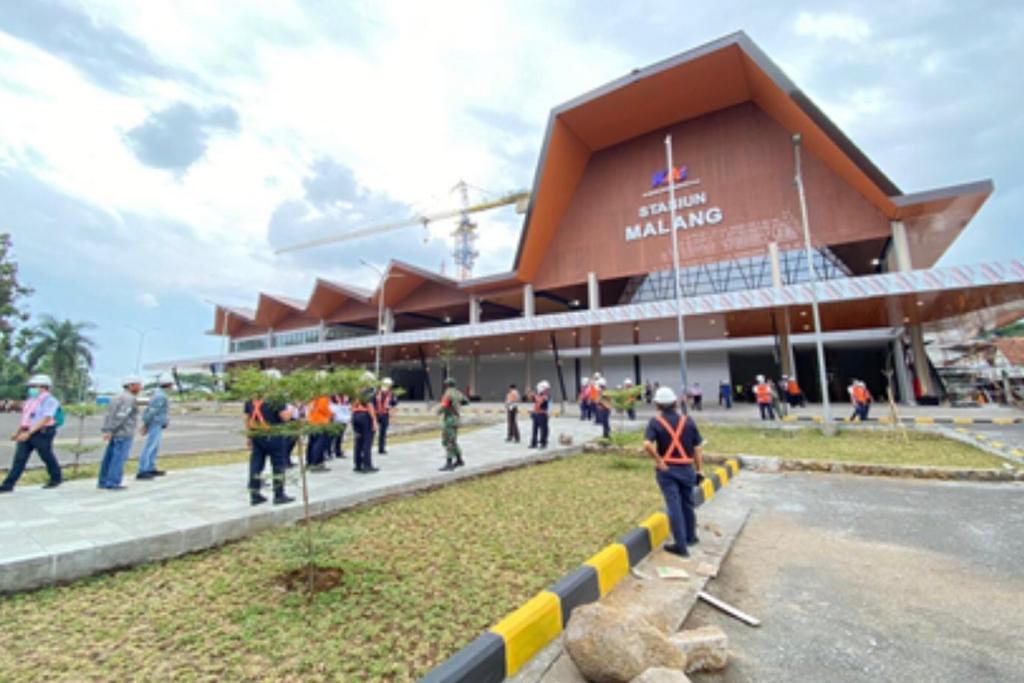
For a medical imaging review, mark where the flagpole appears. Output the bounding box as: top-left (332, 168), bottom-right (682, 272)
top-left (792, 133), bottom-right (834, 433)
top-left (665, 134), bottom-right (689, 402)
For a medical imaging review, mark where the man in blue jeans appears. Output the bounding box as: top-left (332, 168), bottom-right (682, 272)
top-left (98, 375), bottom-right (142, 490)
top-left (643, 386), bottom-right (705, 557)
top-left (0, 374), bottom-right (63, 493)
top-left (137, 372), bottom-right (173, 480)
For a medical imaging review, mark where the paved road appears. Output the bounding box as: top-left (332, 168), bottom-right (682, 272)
top-left (0, 412), bottom-right (246, 469)
top-left (0, 411), bottom-right (470, 469)
top-left (686, 472), bottom-right (1024, 683)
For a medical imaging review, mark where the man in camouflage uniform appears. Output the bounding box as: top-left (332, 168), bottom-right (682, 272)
top-left (438, 376), bottom-right (469, 471)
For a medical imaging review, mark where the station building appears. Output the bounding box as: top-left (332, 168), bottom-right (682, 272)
top-left (151, 32), bottom-right (1024, 405)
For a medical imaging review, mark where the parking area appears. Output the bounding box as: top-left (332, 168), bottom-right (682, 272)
top-left (686, 472), bottom-right (1024, 683)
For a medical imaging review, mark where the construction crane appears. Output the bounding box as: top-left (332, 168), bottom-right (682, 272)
top-left (275, 186), bottom-right (530, 280)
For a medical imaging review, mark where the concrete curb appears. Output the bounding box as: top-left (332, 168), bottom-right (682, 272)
top-left (419, 458), bottom-right (742, 683)
top-left (706, 453), bottom-right (1023, 482)
top-left (779, 414), bottom-right (1023, 425)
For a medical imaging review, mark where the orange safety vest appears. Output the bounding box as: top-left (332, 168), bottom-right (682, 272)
top-left (787, 379), bottom-right (801, 396)
top-left (755, 383), bottom-right (772, 404)
top-left (352, 401), bottom-right (375, 417)
top-left (308, 396), bottom-right (332, 425)
top-left (249, 399), bottom-right (266, 428)
top-left (852, 385), bottom-right (869, 403)
top-left (533, 395), bottom-right (547, 415)
top-left (375, 391), bottom-right (392, 415)
top-left (654, 414), bottom-right (693, 465)
top-left (589, 385), bottom-right (601, 402)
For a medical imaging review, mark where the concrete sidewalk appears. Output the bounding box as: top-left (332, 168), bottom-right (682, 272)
top-left (0, 417), bottom-right (619, 593)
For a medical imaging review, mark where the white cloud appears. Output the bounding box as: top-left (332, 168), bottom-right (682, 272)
top-left (136, 291), bottom-right (159, 309)
top-left (793, 11), bottom-right (871, 43)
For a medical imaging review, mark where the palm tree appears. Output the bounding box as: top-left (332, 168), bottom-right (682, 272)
top-left (26, 315), bottom-right (97, 400)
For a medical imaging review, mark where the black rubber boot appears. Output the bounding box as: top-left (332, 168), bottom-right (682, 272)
top-left (439, 459), bottom-right (454, 471)
top-left (454, 455), bottom-right (465, 469)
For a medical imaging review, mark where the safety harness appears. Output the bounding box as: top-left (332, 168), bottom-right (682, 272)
top-left (653, 414), bottom-right (693, 465)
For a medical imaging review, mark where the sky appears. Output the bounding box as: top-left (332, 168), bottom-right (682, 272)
top-left (1, 1), bottom-right (1021, 391)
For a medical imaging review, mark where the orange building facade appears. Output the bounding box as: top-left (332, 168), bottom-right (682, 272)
top-left (151, 33), bottom-right (1022, 404)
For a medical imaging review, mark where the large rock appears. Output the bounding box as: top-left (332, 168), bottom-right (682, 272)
top-left (602, 572), bottom-right (696, 634)
top-left (669, 625), bottom-right (729, 673)
top-left (564, 603), bottom-right (688, 683)
top-left (630, 667), bottom-right (692, 683)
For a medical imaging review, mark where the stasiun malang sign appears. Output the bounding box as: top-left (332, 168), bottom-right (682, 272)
top-left (624, 164), bottom-right (724, 242)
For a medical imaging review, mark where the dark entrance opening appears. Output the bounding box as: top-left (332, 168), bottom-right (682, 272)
top-left (727, 352), bottom-right (780, 403)
top-left (388, 367), bottom-right (429, 401)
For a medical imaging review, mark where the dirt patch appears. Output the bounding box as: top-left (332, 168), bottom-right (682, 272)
top-left (273, 565), bottom-right (345, 594)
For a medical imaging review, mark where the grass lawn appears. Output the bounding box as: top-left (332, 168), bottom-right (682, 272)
top-left (0, 452), bottom-right (667, 682)
top-left (13, 426), bottom-right (485, 487)
top-left (689, 423), bottom-right (1012, 469)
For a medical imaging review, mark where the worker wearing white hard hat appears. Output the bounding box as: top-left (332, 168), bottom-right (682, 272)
top-left (0, 374), bottom-right (64, 493)
top-left (374, 378), bottom-right (398, 455)
top-left (242, 372), bottom-right (296, 506)
top-left (593, 377), bottom-right (612, 439)
top-left (529, 379), bottom-right (551, 449)
top-left (97, 374), bottom-right (145, 490)
top-left (579, 378), bottom-right (593, 422)
top-left (644, 385), bottom-right (705, 558)
top-left (136, 371), bottom-right (176, 480)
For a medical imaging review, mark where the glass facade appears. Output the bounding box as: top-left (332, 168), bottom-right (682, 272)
top-left (273, 328), bottom-right (320, 347)
top-left (231, 337), bottom-right (267, 353)
top-left (620, 247), bottom-right (851, 303)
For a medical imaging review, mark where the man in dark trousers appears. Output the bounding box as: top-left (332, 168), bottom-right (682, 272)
top-left (243, 370), bottom-right (294, 506)
top-left (0, 374), bottom-right (62, 493)
top-left (643, 386), bottom-right (705, 557)
top-left (374, 377), bottom-right (397, 454)
top-left (528, 380), bottom-right (550, 449)
top-left (594, 377), bottom-right (612, 439)
top-left (352, 374), bottom-right (379, 473)
top-left (505, 383), bottom-right (521, 443)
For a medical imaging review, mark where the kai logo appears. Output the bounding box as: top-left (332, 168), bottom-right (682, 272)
top-left (625, 160), bottom-right (724, 242)
top-left (651, 165), bottom-right (688, 189)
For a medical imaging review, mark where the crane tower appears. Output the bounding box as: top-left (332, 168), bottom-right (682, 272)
top-left (451, 180), bottom-right (480, 280)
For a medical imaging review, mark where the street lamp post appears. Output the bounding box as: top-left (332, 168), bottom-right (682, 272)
top-left (792, 133), bottom-right (834, 433)
top-left (360, 261), bottom-right (403, 378)
top-left (203, 298), bottom-right (230, 389)
top-left (123, 325), bottom-right (158, 375)
top-left (664, 134), bottom-right (689, 401)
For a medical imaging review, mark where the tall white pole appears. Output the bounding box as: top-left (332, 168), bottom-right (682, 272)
top-left (792, 134), bottom-right (834, 430)
top-left (135, 331), bottom-right (145, 374)
top-left (375, 276), bottom-right (386, 378)
top-left (664, 134), bottom-right (689, 397)
top-left (361, 259), bottom-right (386, 378)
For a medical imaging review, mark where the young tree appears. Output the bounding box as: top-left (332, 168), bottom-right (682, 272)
top-left (437, 336), bottom-right (456, 379)
top-left (603, 385), bottom-right (643, 448)
top-left (62, 402), bottom-right (102, 477)
top-left (229, 366), bottom-right (371, 594)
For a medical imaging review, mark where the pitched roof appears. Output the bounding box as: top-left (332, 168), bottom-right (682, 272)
top-left (512, 31), bottom-right (992, 278)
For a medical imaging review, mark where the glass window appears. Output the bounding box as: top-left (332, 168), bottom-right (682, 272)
top-left (622, 247), bottom-right (850, 304)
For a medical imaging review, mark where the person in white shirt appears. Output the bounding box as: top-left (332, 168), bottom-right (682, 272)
top-left (1, 374), bottom-right (62, 492)
top-left (329, 394), bottom-right (352, 459)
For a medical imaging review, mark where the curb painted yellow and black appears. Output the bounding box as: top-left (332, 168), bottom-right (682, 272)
top-left (419, 458), bottom-right (742, 683)
top-left (780, 414), bottom-right (1022, 425)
